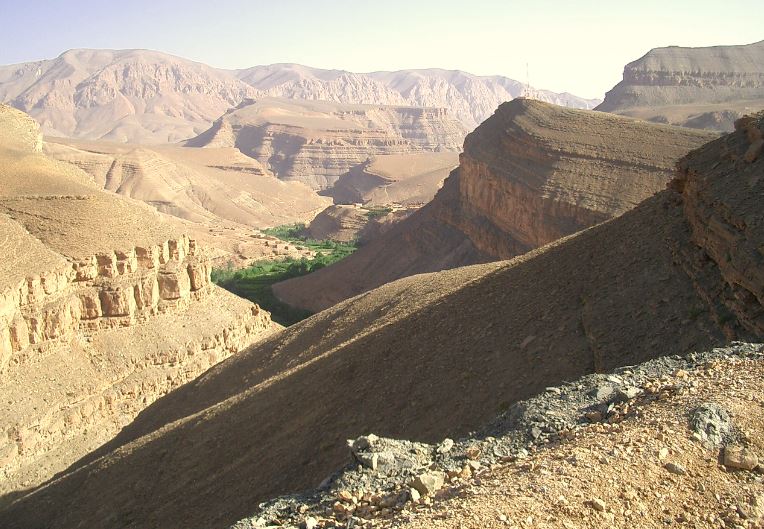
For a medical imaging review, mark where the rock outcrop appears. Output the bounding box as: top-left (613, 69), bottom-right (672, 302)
top-left (323, 152), bottom-right (459, 206)
top-left (186, 97), bottom-right (468, 189)
top-left (0, 104), bottom-right (277, 495)
top-left (2, 109), bottom-right (762, 529)
top-left (302, 204), bottom-right (415, 244)
top-left (274, 99), bottom-right (715, 313)
top-left (597, 40), bottom-right (764, 131)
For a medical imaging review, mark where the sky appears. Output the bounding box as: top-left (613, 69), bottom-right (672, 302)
top-left (0, 0), bottom-right (761, 99)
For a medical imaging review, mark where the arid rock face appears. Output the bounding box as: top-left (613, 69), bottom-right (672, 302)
top-left (274, 99), bottom-right (715, 312)
top-left (0, 49), bottom-right (599, 144)
top-left (4, 112), bottom-right (762, 529)
top-left (303, 204), bottom-right (415, 244)
top-left (186, 97), bottom-right (468, 189)
top-left (597, 40), bottom-right (764, 131)
top-left (0, 104), bottom-right (277, 495)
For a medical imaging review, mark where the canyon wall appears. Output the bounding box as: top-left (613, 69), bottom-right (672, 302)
top-left (4, 111), bottom-right (762, 529)
top-left (273, 99), bottom-right (715, 312)
top-left (0, 104), bottom-right (277, 495)
top-left (597, 40), bottom-right (764, 131)
top-left (186, 97), bottom-right (468, 189)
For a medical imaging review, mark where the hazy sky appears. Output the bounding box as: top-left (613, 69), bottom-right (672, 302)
top-left (0, 0), bottom-right (761, 99)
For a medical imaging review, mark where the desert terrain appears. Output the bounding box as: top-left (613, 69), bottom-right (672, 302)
top-left (0, 27), bottom-right (762, 529)
top-left (2, 106), bottom-right (761, 529)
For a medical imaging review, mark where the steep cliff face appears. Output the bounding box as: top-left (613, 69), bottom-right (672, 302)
top-left (669, 114), bottom-right (764, 337)
top-left (186, 98), bottom-right (467, 189)
top-left (5, 113), bottom-right (762, 529)
top-left (0, 104), bottom-right (277, 494)
top-left (597, 40), bottom-right (764, 131)
top-left (274, 99), bottom-right (715, 312)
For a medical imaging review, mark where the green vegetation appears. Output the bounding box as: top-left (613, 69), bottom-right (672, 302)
top-left (361, 206), bottom-right (393, 219)
top-left (212, 225), bottom-right (358, 326)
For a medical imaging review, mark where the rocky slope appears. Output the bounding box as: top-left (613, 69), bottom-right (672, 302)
top-left (237, 344), bottom-right (764, 529)
top-left (43, 136), bottom-right (330, 262)
top-left (235, 64), bottom-right (601, 130)
top-left (0, 49), bottom-right (259, 143)
top-left (324, 153), bottom-right (459, 205)
top-left (303, 205), bottom-right (416, 244)
top-left (274, 99), bottom-right (715, 313)
top-left (0, 104), bottom-right (278, 496)
top-left (0, 50), bottom-right (598, 144)
top-left (186, 97), bottom-right (468, 189)
top-left (597, 40), bottom-right (764, 131)
top-left (2, 109), bottom-right (761, 529)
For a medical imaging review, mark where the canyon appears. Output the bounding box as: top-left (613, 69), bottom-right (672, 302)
top-left (185, 97), bottom-right (467, 189)
top-left (273, 99), bottom-right (716, 313)
top-left (2, 109), bottom-right (761, 529)
top-left (0, 104), bottom-right (278, 497)
top-left (597, 40), bottom-right (764, 131)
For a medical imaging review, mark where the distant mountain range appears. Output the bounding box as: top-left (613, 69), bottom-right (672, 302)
top-left (0, 49), bottom-right (600, 143)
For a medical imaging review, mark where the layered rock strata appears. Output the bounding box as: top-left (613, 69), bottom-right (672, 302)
top-left (186, 98), bottom-right (468, 189)
top-left (2, 112), bottom-right (762, 529)
top-left (274, 99), bottom-right (715, 312)
top-left (0, 104), bottom-right (277, 494)
top-left (597, 40), bottom-right (764, 131)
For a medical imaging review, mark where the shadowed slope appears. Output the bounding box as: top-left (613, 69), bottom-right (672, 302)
top-left (274, 99), bottom-right (714, 313)
top-left (3, 113), bottom-right (762, 529)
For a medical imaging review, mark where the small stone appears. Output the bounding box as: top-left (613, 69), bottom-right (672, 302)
top-left (618, 386), bottom-right (642, 401)
top-left (659, 447), bottom-right (669, 460)
top-left (337, 490), bottom-right (354, 502)
top-left (585, 410), bottom-right (603, 422)
top-left (409, 471), bottom-right (446, 496)
top-left (408, 488), bottom-right (421, 502)
top-left (304, 516), bottom-right (318, 529)
top-left (723, 445), bottom-right (759, 471)
top-left (674, 369), bottom-right (689, 378)
top-left (465, 445), bottom-right (481, 460)
top-left (589, 498), bottom-right (606, 512)
top-left (436, 438), bottom-right (454, 454)
top-left (664, 462), bottom-right (687, 475)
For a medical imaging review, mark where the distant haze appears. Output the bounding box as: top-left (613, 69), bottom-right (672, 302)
top-left (0, 0), bottom-right (762, 99)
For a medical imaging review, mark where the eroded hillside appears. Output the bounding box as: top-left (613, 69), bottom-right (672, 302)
top-left (2, 109), bottom-right (761, 529)
top-left (186, 97), bottom-right (467, 190)
top-left (274, 99), bottom-right (715, 313)
top-left (0, 104), bottom-right (278, 496)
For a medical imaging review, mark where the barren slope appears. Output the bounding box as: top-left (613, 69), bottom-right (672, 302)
top-left (324, 153), bottom-right (459, 205)
top-left (0, 104), bottom-right (278, 496)
top-left (3, 110), bottom-right (761, 529)
top-left (597, 40), bottom-right (764, 131)
top-left (186, 97), bottom-right (467, 189)
top-left (234, 64), bottom-right (601, 129)
top-left (274, 99), bottom-right (714, 313)
top-left (0, 49), bottom-right (258, 143)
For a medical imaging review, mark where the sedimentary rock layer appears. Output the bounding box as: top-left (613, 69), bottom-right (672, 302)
top-left (4, 111), bottom-right (761, 529)
top-left (274, 99), bottom-right (715, 312)
top-left (0, 49), bottom-right (598, 143)
top-left (597, 40), bottom-right (764, 131)
top-left (185, 97), bottom-right (468, 189)
top-left (0, 104), bottom-right (277, 494)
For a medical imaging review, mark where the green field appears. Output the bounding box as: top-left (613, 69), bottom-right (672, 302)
top-left (212, 225), bottom-right (357, 326)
